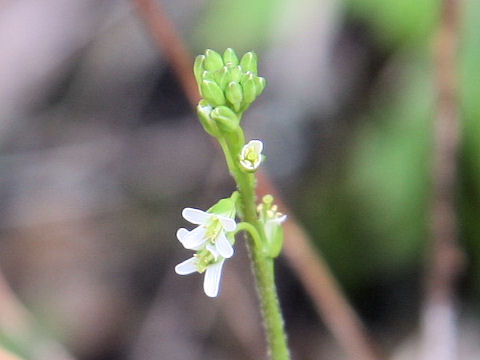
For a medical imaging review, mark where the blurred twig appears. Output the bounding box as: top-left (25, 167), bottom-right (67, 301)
top-left (131, 1), bottom-right (384, 359)
top-left (0, 346), bottom-right (24, 360)
top-left (421, 1), bottom-right (464, 360)
top-left (0, 271), bottom-right (76, 360)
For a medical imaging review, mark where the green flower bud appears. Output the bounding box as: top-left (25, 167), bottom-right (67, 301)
top-left (197, 100), bottom-right (218, 137)
top-left (254, 76), bottom-right (266, 96)
top-left (193, 55), bottom-right (205, 86)
top-left (240, 51), bottom-right (258, 75)
top-left (202, 70), bottom-right (215, 82)
top-left (204, 49), bottom-right (224, 72)
top-left (267, 225), bottom-right (284, 258)
top-left (214, 66), bottom-right (229, 91)
top-left (257, 195), bottom-right (287, 258)
top-left (241, 72), bottom-right (257, 105)
top-left (200, 80), bottom-right (226, 107)
top-left (210, 106), bottom-right (239, 132)
top-left (225, 81), bottom-right (243, 111)
top-left (223, 48), bottom-right (239, 66)
top-left (228, 65), bottom-right (242, 83)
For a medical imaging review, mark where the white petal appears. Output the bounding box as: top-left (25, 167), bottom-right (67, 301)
top-left (176, 228), bottom-right (189, 244)
top-left (206, 243), bottom-right (219, 259)
top-left (203, 259), bottom-right (225, 297)
top-left (175, 257), bottom-right (197, 275)
top-left (239, 159), bottom-right (253, 170)
top-left (218, 215), bottom-right (237, 232)
top-left (216, 231), bottom-right (234, 258)
top-left (250, 139), bottom-right (263, 153)
top-left (272, 214), bottom-right (287, 224)
top-left (182, 208), bottom-right (211, 225)
top-left (182, 226), bottom-right (207, 250)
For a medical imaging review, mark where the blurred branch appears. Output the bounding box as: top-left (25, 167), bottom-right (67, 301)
top-left (131, 0), bottom-right (199, 104)
top-left (0, 346), bottom-right (24, 360)
top-left (131, 1), bottom-right (384, 359)
top-left (421, 1), bottom-right (464, 360)
top-left (0, 272), bottom-right (76, 360)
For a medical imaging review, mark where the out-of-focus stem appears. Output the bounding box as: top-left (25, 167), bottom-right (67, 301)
top-left (421, 1), bottom-right (464, 360)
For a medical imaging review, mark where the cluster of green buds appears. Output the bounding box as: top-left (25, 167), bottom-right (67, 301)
top-left (194, 48), bottom-right (266, 137)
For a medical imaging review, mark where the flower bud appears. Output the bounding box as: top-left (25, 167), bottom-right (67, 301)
top-left (228, 65), bottom-right (242, 83)
top-left (240, 52), bottom-right (258, 75)
top-left (254, 76), bottom-right (266, 96)
top-left (197, 100), bottom-right (218, 137)
top-left (210, 106), bottom-right (239, 132)
top-left (225, 82), bottom-right (243, 111)
top-left (193, 55), bottom-right (205, 86)
top-left (214, 66), bottom-right (229, 91)
top-left (204, 49), bottom-right (224, 71)
top-left (223, 48), bottom-right (239, 66)
top-left (202, 70), bottom-right (215, 82)
top-left (241, 73), bottom-right (257, 105)
top-left (200, 80), bottom-right (226, 107)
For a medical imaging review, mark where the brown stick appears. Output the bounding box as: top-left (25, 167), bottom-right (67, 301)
top-left (0, 271), bottom-right (76, 360)
top-left (131, 1), bottom-right (384, 359)
top-left (421, 1), bottom-right (463, 360)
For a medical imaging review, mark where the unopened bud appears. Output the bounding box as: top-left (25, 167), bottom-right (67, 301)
top-left (204, 49), bottom-right (224, 71)
top-left (210, 106), bottom-right (239, 132)
top-left (193, 55), bottom-right (205, 87)
top-left (241, 73), bottom-right (257, 104)
top-left (201, 80), bottom-right (226, 107)
top-left (240, 52), bottom-right (258, 75)
top-left (225, 82), bottom-right (243, 111)
top-left (223, 48), bottom-right (239, 66)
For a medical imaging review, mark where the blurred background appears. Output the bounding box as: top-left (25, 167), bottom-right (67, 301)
top-left (0, 0), bottom-right (479, 359)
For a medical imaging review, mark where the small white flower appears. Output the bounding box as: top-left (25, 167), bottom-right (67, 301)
top-left (179, 207), bottom-right (236, 258)
top-left (239, 140), bottom-right (263, 171)
top-left (175, 206), bottom-right (237, 297)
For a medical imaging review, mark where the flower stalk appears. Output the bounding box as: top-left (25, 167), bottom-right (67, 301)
top-left (175, 48), bottom-right (290, 359)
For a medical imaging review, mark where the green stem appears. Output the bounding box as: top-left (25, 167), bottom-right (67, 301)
top-left (219, 136), bottom-right (290, 360)
top-left (234, 222), bottom-right (263, 249)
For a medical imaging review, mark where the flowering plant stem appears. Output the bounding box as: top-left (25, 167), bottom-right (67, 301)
top-left (218, 137), bottom-right (290, 360)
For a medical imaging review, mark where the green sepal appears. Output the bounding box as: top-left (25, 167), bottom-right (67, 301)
top-left (197, 100), bottom-right (219, 137)
top-left (225, 81), bottom-right (243, 111)
top-left (210, 106), bottom-right (239, 132)
top-left (193, 55), bottom-right (205, 85)
top-left (207, 194), bottom-right (237, 219)
top-left (241, 72), bottom-right (257, 104)
top-left (200, 80), bottom-right (226, 107)
top-left (204, 49), bottom-right (224, 72)
top-left (223, 48), bottom-right (239, 66)
top-left (240, 52), bottom-right (258, 75)
top-left (266, 225), bottom-right (284, 258)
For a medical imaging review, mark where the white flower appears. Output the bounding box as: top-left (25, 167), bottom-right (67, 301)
top-left (175, 256), bottom-right (226, 297)
top-left (178, 207), bottom-right (236, 258)
top-left (239, 140), bottom-right (263, 171)
top-left (174, 206), bottom-right (237, 297)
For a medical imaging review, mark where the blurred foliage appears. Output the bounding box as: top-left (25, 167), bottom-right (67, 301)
top-left (345, 0), bottom-right (439, 45)
top-left (460, 0), bottom-right (480, 293)
top-left (191, 0), bottom-right (279, 52)
top-left (299, 52), bottom-right (433, 288)
top-left (298, 0), bottom-right (480, 296)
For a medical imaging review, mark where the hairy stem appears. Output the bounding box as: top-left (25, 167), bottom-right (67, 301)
top-left (219, 137), bottom-right (290, 360)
